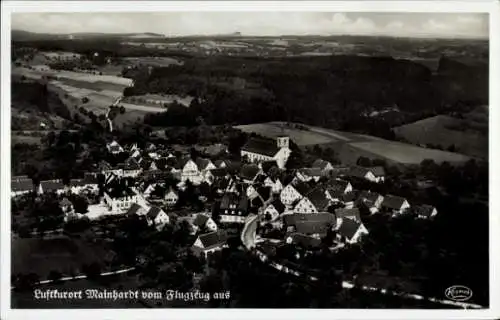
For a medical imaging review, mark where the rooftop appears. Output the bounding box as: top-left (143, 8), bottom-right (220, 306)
top-left (241, 137), bottom-right (279, 157)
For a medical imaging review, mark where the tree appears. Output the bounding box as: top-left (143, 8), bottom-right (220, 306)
top-left (357, 156), bottom-right (372, 167)
top-left (119, 106), bottom-right (126, 114)
top-left (48, 270), bottom-right (63, 282)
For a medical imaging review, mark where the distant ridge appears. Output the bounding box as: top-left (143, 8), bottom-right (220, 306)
top-left (11, 30), bottom-right (165, 41)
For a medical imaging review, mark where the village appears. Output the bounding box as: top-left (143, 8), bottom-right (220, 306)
top-left (11, 132), bottom-right (439, 269)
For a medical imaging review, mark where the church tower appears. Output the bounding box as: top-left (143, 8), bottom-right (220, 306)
top-left (277, 136), bottom-right (289, 149)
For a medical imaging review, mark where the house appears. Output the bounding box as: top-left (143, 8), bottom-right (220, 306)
top-left (264, 198), bottom-right (286, 221)
top-left (40, 180), bottom-right (66, 195)
top-left (11, 176), bottom-right (34, 197)
top-left (283, 213), bottom-right (336, 238)
top-left (67, 177), bottom-right (99, 195)
top-left (196, 157), bottom-right (216, 173)
top-left (334, 208), bottom-right (361, 226)
top-left (280, 181), bottom-right (312, 207)
top-left (413, 204), bottom-right (438, 219)
top-left (264, 176), bottom-right (284, 194)
top-left (192, 231), bottom-right (228, 257)
top-left (164, 188), bottom-right (179, 206)
top-left (176, 157), bottom-right (203, 185)
top-left (336, 218), bottom-right (369, 244)
top-left (369, 166), bottom-right (386, 183)
top-left (145, 206), bottom-right (169, 230)
top-left (246, 184), bottom-right (258, 199)
top-left (192, 214), bottom-right (218, 233)
top-left (214, 159), bottom-right (231, 169)
top-left (381, 195), bottom-right (411, 215)
top-left (205, 168), bottom-right (229, 185)
top-left (218, 193), bottom-right (249, 224)
top-left (341, 193), bottom-right (357, 209)
top-left (103, 188), bottom-right (138, 214)
top-left (325, 179), bottom-right (353, 197)
top-left (296, 168), bottom-right (324, 182)
top-left (312, 159), bottom-right (334, 173)
top-left (213, 177), bottom-right (232, 195)
top-left (239, 164), bottom-right (262, 184)
top-left (106, 140), bottom-right (124, 155)
top-left (348, 166), bottom-right (384, 183)
top-left (293, 187), bottom-right (330, 214)
top-left (120, 158), bottom-right (142, 177)
top-left (357, 191), bottom-right (384, 214)
top-left (240, 136), bottom-right (292, 169)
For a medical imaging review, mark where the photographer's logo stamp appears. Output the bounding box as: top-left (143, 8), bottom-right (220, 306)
top-left (445, 285), bottom-right (473, 301)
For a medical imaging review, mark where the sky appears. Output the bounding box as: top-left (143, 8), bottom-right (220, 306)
top-left (11, 12), bottom-right (489, 39)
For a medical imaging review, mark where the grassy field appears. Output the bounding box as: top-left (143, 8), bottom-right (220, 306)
top-left (236, 123), bottom-right (335, 146)
top-left (393, 108), bottom-right (488, 159)
top-left (235, 122), bottom-right (471, 165)
top-left (121, 56), bottom-right (183, 67)
top-left (12, 236), bottom-right (114, 279)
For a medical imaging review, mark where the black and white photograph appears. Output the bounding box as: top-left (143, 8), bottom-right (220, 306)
top-left (1, 1), bottom-right (499, 319)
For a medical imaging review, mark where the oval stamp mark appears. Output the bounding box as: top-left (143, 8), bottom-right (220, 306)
top-left (445, 285), bottom-right (473, 301)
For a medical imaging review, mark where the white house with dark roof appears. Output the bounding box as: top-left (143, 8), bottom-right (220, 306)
top-left (40, 180), bottom-right (66, 195)
top-left (11, 176), bottom-right (34, 197)
top-left (280, 181), bottom-right (312, 207)
top-left (293, 187), bottom-right (330, 214)
top-left (196, 158), bottom-right (216, 173)
top-left (192, 231), bottom-right (228, 257)
top-left (381, 195), bottom-right (410, 215)
top-left (106, 140), bottom-right (124, 155)
top-left (145, 206), bottom-right (169, 230)
top-left (164, 188), bottom-right (179, 206)
top-left (176, 157), bottom-right (203, 185)
top-left (334, 208), bottom-right (362, 226)
top-left (336, 218), bottom-right (368, 244)
top-left (348, 166), bottom-right (385, 183)
top-left (241, 136), bottom-right (291, 169)
top-left (264, 176), bottom-right (284, 194)
top-left (283, 213), bottom-right (336, 238)
top-left (413, 204), bottom-right (438, 219)
top-left (239, 164), bottom-right (262, 184)
top-left (357, 191), bottom-right (384, 214)
top-left (192, 213), bottom-right (218, 233)
top-left (218, 193), bottom-right (249, 223)
top-left (103, 188), bottom-right (138, 214)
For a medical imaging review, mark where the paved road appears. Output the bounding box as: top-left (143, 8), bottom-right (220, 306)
top-left (240, 214), bottom-right (259, 250)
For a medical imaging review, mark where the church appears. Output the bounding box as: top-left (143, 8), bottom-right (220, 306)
top-left (240, 135), bottom-right (291, 169)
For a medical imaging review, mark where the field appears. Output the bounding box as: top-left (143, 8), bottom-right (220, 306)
top-left (124, 93), bottom-right (194, 108)
top-left (393, 107), bottom-right (488, 159)
top-left (236, 123), bottom-right (335, 146)
top-left (11, 236), bottom-right (114, 279)
top-left (235, 122), bottom-right (471, 165)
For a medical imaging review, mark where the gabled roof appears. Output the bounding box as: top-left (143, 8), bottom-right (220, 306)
top-left (413, 204), bottom-right (436, 217)
top-left (193, 214), bottom-right (210, 227)
top-left (370, 166), bottom-right (385, 176)
top-left (293, 181), bottom-right (313, 196)
top-left (146, 206), bottom-right (163, 220)
top-left (41, 180), bottom-right (65, 191)
top-left (335, 208), bottom-right (361, 222)
top-left (241, 137), bottom-right (279, 157)
top-left (337, 218), bottom-right (363, 240)
top-left (305, 188), bottom-right (330, 211)
top-left (295, 221), bottom-right (332, 235)
top-left (195, 231), bottom-right (228, 249)
top-left (357, 191), bottom-right (383, 203)
top-left (269, 198), bottom-right (286, 213)
top-left (348, 166), bottom-right (371, 178)
top-left (283, 213), bottom-right (336, 227)
top-left (289, 233), bottom-right (322, 249)
top-left (196, 158), bottom-right (213, 171)
top-left (240, 164), bottom-right (260, 181)
top-left (210, 168), bottom-right (228, 177)
top-left (382, 195), bottom-right (408, 210)
top-left (312, 159), bottom-right (332, 170)
top-left (298, 168), bottom-right (323, 177)
top-left (326, 179), bottom-right (351, 193)
top-left (165, 188), bottom-right (178, 198)
top-left (220, 193), bottom-right (249, 212)
top-left (175, 156), bottom-right (195, 170)
top-left (214, 159), bottom-right (230, 168)
top-left (126, 203), bottom-right (143, 216)
top-left (341, 193), bottom-right (356, 202)
top-left (11, 178), bottom-right (33, 192)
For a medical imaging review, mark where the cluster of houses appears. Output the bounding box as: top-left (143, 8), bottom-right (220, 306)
top-left (11, 134), bottom-right (439, 261)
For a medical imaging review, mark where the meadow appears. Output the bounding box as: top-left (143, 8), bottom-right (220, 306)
top-left (393, 107), bottom-right (488, 159)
